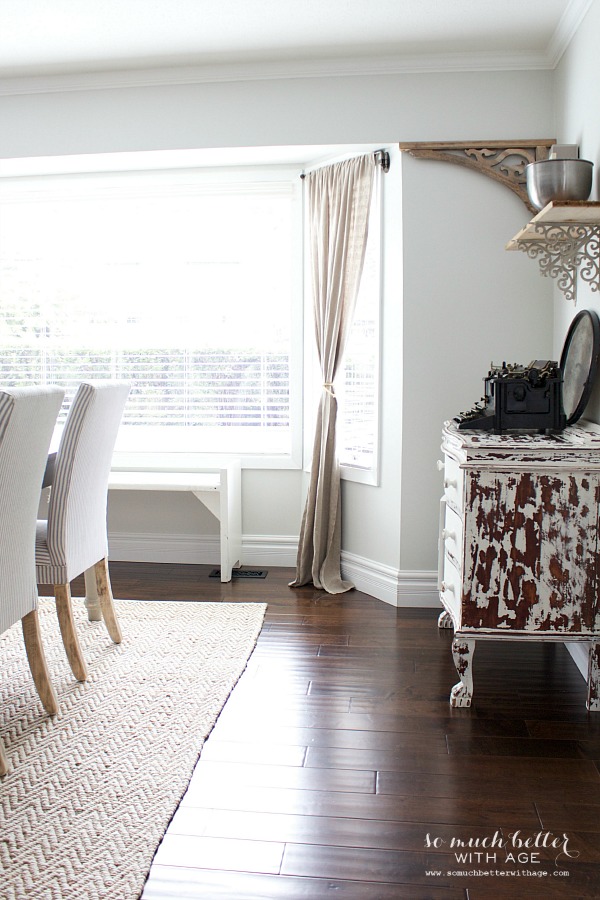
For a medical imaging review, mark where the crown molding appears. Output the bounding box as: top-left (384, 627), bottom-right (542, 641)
top-left (546, 0), bottom-right (594, 67)
top-left (0, 49), bottom-right (555, 97)
top-left (0, 0), bottom-right (590, 97)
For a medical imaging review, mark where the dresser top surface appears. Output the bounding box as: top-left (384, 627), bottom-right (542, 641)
top-left (442, 419), bottom-right (600, 462)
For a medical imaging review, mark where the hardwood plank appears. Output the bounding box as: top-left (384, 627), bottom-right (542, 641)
top-left (143, 866), bottom-right (466, 899)
top-left (376, 770), bottom-right (600, 803)
top-left (221, 694), bottom-right (353, 715)
top-left (199, 740), bottom-right (307, 767)
top-left (152, 834), bottom-right (284, 874)
top-left (466, 872), bottom-right (600, 900)
top-left (446, 734), bottom-right (587, 759)
top-left (168, 808), bottom-right (535, 856)
top-left (527, 719), bottom-right (600, 740)
top-left (181, 782), bottom-right (540, 829)
top-left (536, 801), bottom-right (600, 832)
top-left (188, 760), bottom-right (376, 793)
top-left (280, 844), bottom-right (459, 887)
top-left (304, 744), bottom-right (451, 770)
top-left (213, 707), bottom-right (528, 736)
top-left (210, 722), bottom-right (452, 750)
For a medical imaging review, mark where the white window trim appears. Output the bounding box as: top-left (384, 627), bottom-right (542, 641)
top-left (340, 169), bottom-right (382, 486)
top-left (0, 157), bottom-right (305, 472)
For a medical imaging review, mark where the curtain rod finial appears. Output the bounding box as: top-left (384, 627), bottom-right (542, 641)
top-left (375, 150), bottom-right (390, 173)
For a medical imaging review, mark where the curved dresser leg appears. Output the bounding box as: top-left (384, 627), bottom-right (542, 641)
top-left (438, 610), bottom-right (454, 629)
top-left (587, 642), bottom-right (600, 711)
top-left (450, 636), bottom-right (476, 707)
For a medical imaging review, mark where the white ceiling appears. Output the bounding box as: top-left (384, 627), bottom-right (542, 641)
top-left (0, 0), bottom-right (593, 83)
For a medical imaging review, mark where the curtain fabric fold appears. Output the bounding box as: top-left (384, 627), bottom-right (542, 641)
top-left (291, 154), bottom-right (375, 594)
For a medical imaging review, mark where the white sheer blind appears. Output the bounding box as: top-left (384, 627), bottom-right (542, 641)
top-left (338, 171), bottom-right (381, 472)
top-left (0, 168), bottom-right (300, 455)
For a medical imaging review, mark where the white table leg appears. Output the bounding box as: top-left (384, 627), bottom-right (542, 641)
top-left (193, 462), bottom-right (242, 582)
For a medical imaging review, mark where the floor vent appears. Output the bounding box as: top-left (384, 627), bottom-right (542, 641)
top-left (209, 568), bottom-right (268, 579)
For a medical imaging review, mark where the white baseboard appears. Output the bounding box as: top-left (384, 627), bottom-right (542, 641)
top-left (107, 531), bottom-right (298, 567)
top-left (239, 535), bottom-right (298, 567)
top-left (107, 531), bottom-right (439, 608)
top-left (108, 531), bottom-right (221, 564)
top-left (341, 551), bottom-right (439, 608)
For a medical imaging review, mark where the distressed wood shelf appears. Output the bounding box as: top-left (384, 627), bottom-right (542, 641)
top-left (506, 201), bottom-right (600, 304)
top-left (399, 140), bottom-right (555, 213)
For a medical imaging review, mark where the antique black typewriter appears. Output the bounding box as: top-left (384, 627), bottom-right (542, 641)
top-left (455, 310), bottom-right (600, 433)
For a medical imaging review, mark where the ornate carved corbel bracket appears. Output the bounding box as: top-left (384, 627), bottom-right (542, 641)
top-left (511, 222), bottom-right (600, 305)
top-left (506, 203), bottom-right (600, 305)
top-left (399, 140), bottom-right (555, 213)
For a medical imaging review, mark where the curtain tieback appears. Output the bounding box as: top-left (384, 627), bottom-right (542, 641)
top-left (323, 382), bottom-right (335, 396)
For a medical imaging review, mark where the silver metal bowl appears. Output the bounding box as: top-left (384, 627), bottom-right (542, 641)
top-left (525, 158), bottom-right (593, 210)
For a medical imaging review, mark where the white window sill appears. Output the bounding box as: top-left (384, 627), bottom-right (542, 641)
top-left (340, 463), bottom-right (379, 486)
top-left (111, 450), bottom-right (302, 472)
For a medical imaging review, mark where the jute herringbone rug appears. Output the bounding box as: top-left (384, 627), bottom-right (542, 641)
top-left (0, 596), bottom-right (266, 900)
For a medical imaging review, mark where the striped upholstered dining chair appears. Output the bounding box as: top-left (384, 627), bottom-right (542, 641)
top-left (35, 381), bottom-right (130, 683)
top-left (0, 385), bottom-right (65, 776)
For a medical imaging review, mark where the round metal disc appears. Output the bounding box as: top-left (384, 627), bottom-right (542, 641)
top-left (560, 309), bottom-right (600, 425)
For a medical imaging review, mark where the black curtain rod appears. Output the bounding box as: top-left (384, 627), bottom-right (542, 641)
top-left (374, 150), bottom-right (391, 172)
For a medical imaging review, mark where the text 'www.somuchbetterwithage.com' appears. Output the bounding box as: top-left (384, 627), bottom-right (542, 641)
top-left (424, 829), bottom-right (578, 879)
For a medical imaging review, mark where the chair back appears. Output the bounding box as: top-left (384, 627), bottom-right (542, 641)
top-left (46, 381), bottom-right (130, 580)
top-left (0, 386), bottom-right (64, 634)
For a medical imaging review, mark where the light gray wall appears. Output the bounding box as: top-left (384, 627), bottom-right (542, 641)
top-left (400, 156), bottom-right (554, 571)
top-left (0, 67), bottom-right (555, 585)
top-left (554, 0), bottom-right (600, 366)
top-left (548, 0), bottom-right (600, 674)
top-left (0, 70), bottom-right (551, 158)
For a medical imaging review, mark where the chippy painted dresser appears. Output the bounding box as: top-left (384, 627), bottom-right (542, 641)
top-left (438, 419), bottom-right (600, 710)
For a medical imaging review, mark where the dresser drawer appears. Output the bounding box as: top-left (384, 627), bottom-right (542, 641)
top-left (440, 552), bottom-right (461, 624)
top-left (442, 453), bottom-right (464, 516)
top-left (443, 504), bottom-right (463, 571)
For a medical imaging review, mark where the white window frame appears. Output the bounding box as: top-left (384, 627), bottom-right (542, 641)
top-left (0, 158), bottom-right (304, 471)
top-left (339, 168), bottom-right (382, 485)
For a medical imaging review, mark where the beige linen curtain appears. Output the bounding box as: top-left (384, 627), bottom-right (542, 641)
top-left (291, 154), bottom-right (375, 593)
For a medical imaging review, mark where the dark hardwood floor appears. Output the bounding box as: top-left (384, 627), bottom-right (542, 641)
top-left (59, 563), bottom-right (600, 898)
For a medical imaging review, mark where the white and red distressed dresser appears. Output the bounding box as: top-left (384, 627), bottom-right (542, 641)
top-left (438, 418), bottom-right (600, 710)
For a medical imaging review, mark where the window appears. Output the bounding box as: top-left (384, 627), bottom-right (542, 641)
top-left (0, 164), bottom-right (302, 464)
top-left (338, 169), bottom-right (381, 481)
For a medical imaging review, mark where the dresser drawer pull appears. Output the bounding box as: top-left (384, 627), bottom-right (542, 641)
top-left (442, 528), bottom-right (456, 541)
top-left (441, 581), bottom-right (456, 594)
top-left (444, 477), bottom-right (458, 489)
top-left (437, 459), bottom-right (445, 471)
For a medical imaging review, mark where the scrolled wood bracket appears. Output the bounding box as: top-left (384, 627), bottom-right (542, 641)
top-left (399, 140), bottom-right (556, 214)
top-left (513, 221), bottom-right (600, 305)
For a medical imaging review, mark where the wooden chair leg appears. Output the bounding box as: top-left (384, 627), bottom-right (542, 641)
top-left (95, 558), bottom-right (122, 644)
top-left (21, 609), bottom-right (59, 715)
top-left (0, 737), bottom-right (8, 776)
top-left (83, 566), bottom-right (102, 622)
top-left (54, 584), bottom-right (88, 682)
